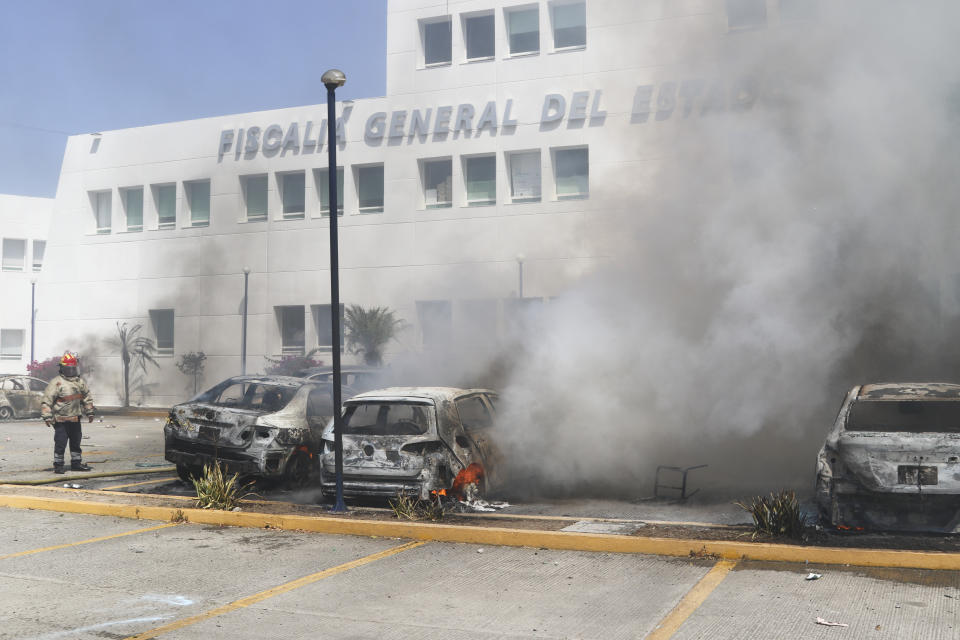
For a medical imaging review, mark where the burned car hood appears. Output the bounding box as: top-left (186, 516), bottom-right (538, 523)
top-left (832, 432), bottom-right (960, 494)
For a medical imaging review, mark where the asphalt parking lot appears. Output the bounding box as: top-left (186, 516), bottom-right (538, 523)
top-left (2, 507), bottom-right (957, 640)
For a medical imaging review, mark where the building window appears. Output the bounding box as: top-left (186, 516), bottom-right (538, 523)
top-left (154, 183), bottom-right (176, 229)
top-left (417, 300), bottom-right (452, 348)
top-left (1, 238), bottom-right (25, 271)
top-left (280, 172), bottom-right (306, 219)
top-left (186, 180), bottom-right (210, 227)
top-left (421, 158), bottom-right (452, 209)
top-left (241, 175), bottom-right (268, 221)
top-left (553, 147), bottom-right (588, 199)
top-left (149, 309), bottom-right (174, 356)
top-left (315, 167), bottom-right (344, 216)
top-left (551, 2), bottom-right (586, 49)
top-left (356, 165), bottom-right (385, 213)
top-left (464, 12), bottom-right (495, 60)
top-left (313, 304), bottom-right (344, 349)
top-left (277, 305), bottom-right (305, 356)
top-left (0, 329), bottom-right (23, 360)
top-left (122, 187), bottom-right (143, 232)
top-left (506, 6), bottom-right (539, 55)
top-left (464, 155), bottom-right (496, 206)
top-left (32, 240), bottom-right (45, 271)
top-left (92, 190), bottom-right (111, 234)
top-left (779, 0), bottom-right (816, 21)
top-left (422, 17), bottom-right (452, 65)
top-left (727, 0), bottom-right (767, 29)
top-left (508, 151), bottom-right (541, 203)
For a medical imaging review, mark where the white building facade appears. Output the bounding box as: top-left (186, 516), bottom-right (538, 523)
top-left (38, 0), bottom-right (792, 406)
top-left (0, 194), bottom-right (52, 374)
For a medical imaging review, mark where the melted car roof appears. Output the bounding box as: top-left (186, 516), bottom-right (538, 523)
top-left (346, 386), bottom-right (495, 403)
top-left (858, 383), bottom-right (960, 400)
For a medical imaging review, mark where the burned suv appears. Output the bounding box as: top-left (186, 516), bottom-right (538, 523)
top-left (319, 387), bottom-right (500, 500)
top-left (165, 375), bottom-right (353, 484)
top-left (0, 375), bottom-right (48, 420)
top-left (817, 383), bottom-right (960, 532)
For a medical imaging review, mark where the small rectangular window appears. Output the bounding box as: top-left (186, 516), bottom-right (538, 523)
top-left (464, 155), bottom-right (496, 206)
top-left (422, 158), bottom-right (452, 209)
top-left (507, 6), bottom-right (539, 55)
top-left (417, 300), bottom-right (452, 348)
top-left (122, 187), bottom-right (143, 232)
top-left (552, 2), bottom-right (586, 49)
top-left (243, 175), bottom-right (268, 221)
top-left (727, 0), bottom-right (767, 29)
top-left (154, 184), bottom-right (176, 229)
top-left (277, 305), bottom-right (305, 356)
top-left (92, 190), bottom-right (111, 234)
top-left (32, 240), bottom-right (45, 271)
top-left (316, 167), bottom-right (345, 216)
top-left (281, 172), bottom-right (305, 218)
top-left (2, 238), bottom-right (26, 271)
top-left (508, 151), bottom-right (541, 203)
top-left (149, 309), bottom-right (174, 356)
top-left (0, 329), bottom-right (24, 360)
top-left (422, 18), bottom-right (452, 65)
top-left (187, 180), bottom-right (210, 226)
top-left (313, 303), bottom-right (345, 348)
top-left (357, 165), bottom-right (385, 213)
top-left (554, 147), bottom-right (589, 199)
top-left (464, 13), bottom-right (495, 60)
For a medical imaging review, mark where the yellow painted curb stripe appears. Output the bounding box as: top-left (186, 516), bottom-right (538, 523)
top-left (103, 477), bottom-right (177, 491)
top-left (1, 493), bottom-right (960, 571)
top-left (0, 522), bottom-right (178, 561)
top-left (123, 541), bottom-right (425, 640)
top-left (646, 559), bottom-right (737, 639)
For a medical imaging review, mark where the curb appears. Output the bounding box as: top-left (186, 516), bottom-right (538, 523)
top-left (1, 493), bottom-right (958, 571)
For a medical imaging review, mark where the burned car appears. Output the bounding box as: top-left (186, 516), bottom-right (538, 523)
top-left (301, 365), bottom-right (386, 393)
top-left (0, 375), bottom-right (48, 420)
top-left (817, 383), bottom-right (960, 532)
top-left (319, 387), bottom-right (500, 500)
top-left (164, 375), bottom-right (354, 484)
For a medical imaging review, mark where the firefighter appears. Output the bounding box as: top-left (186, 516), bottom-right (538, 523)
top-left (41, 352), bottom-right (96, 474)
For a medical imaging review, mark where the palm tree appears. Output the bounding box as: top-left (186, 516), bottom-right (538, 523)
top-left (343, 305), bottom-right (404, 367)
top-left (109, 321), bottom-right (160, 407)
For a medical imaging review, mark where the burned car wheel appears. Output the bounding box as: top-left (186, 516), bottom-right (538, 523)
top-left (0, 406), bottom-right (12, 420)
top-left (284, 451), bottom-right (314, 489)
top-left (176, 464), bottom-right (203, 484)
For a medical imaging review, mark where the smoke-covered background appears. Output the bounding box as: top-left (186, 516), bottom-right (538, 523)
top-left (423, 1), bottom-right (960, 499)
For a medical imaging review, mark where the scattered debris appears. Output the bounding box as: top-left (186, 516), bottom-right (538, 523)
top-left (805, 573), bottom-right (822, 581)
top-left (477, 548), bottom-right (484, 554)
top-left (815, 617), bottom-right (848, 628)
top-left (946, 594), bottom-right (955, 599)
top-left (62, 483), bottom-right (81, 489)
top-left (134, 462), bottom-right (168, 468)
top-left (98, 417), bottom-right (103, 422)
top-left (103, 424), bottom-right (116, 428)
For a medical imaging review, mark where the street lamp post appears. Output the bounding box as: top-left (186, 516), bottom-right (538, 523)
top-left (322, 68), bottom-right (348, 513)
top-left (241, 267), bottom-right (250, 375)
top-left (29, 278), bottom-right (36, 365)
top-left (516, 254), bottom-right (525, 299)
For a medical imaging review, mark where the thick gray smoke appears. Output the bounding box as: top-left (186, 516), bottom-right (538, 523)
top-left (490, 2), bottom-right (960, 499)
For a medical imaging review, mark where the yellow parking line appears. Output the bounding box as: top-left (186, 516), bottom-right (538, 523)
top-left (0, 523), bottom-right (179, 561)
top-left (646, 559), bottom-right (737, 640)
top-left (103, 477), bottom-right (177, 491)
top-left (123, 540), bottom-right (426, 640)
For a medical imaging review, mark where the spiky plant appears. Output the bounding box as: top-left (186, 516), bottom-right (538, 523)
top-left (343, 305), bottom-right (404, 366)
top-left (108, 321), bottom-right (159, 407)
top-left (388, 493), bottom-right (445, 521)
top-left (191, 462), bottom-right (253, 510)
top-left (735, 490), bottom-right (807, 540)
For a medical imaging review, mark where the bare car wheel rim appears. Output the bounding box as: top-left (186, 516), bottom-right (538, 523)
top-left (0, 407), bottom-right (12, 420)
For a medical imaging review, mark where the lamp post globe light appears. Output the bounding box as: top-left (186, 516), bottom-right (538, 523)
top-left (241, 267), bottom-right (250, 375)
top-left (323, 68), bottom-right (348, 513)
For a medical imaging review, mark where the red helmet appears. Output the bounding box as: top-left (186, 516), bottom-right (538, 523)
top-left (60, 352), bottom-right (78, 367)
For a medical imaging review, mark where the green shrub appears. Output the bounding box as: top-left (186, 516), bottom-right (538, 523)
top-left (389, 493), bottom-right (445, 521)
top-left (191, 462), bottom-right (253, 510)
top-left (735, 490), bottom-right (806, 540)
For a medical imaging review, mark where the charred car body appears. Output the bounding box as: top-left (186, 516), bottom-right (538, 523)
top-left (817, 383), bottom-right (960, 532)
top-left (320, 387), bottom-right (500, 500)
top-left (165, 375), bottom-right (353, 483)
top-left (0, 375), bottom-right (48, 420)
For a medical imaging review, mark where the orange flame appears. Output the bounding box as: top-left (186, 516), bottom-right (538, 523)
top-left (431, 489), bottom-right (447, 497)
top-left (451, 463), bottom-right (485, 496)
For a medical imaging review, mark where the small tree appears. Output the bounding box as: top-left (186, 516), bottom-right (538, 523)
top-left (27, 357), bottom-right (60, 381)
top-left (264, 348), bottom-right (323, 377)
top-left (344, 305), bottom-right (404, 367)
top-left (176, 351), bottom-right (207, 395)
top-left (109, 322), bottom-right (159, 407)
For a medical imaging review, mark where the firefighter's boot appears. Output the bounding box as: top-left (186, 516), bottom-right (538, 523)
top-left (53, 463), bottom-right (65, 474)
top-left (71, 461), bottom-right (92, 472)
